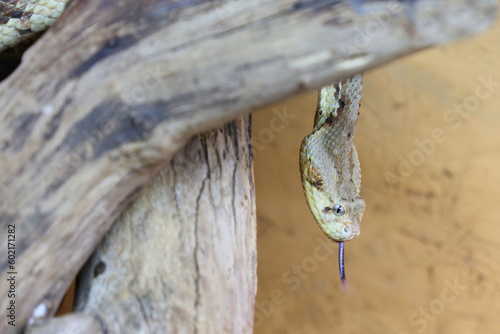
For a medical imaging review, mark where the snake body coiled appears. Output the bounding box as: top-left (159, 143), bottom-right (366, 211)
top-left (299, 75), bottom-right (365, 285)
top-left (0, 0), bottom-right (65, 51)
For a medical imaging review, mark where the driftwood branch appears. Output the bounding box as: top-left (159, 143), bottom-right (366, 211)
top-left (25, 313), bottom-right (104, 334)
top-left (72, 116), bottom-right (256, 333)
top-left (0, 0), bottom-right (497, 332)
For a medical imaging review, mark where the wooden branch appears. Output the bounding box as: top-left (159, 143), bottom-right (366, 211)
top-left (0, 0), bottom-right (496, 332)
top-left (25, 313), bottom-right (104, 334)
top-left (72, 116), bottom-right (256, 333)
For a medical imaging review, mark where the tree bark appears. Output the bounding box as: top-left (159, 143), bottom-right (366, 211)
top-left (0, 0), bottom-right (497, 332)
top-left (72, 116), bottom-right (256, 333)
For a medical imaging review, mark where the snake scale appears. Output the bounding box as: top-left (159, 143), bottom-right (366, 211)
top-left (1, 0), bottom-right (365, 286)
top-left (0, 0), bottom-right (65, 51)
top-left (300, 75), bottom-right (365, 286)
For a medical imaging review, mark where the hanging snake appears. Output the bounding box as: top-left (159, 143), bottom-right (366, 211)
top-left (1, 0), bottom-right (365, 286)
top-left (299, 75), bottom-right (365, 287)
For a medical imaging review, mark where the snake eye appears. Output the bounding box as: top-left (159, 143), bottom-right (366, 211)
top-left (333, 204), bottom-right (344, 216)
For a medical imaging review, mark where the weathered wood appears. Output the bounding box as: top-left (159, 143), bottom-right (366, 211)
top-left (73, 116), bottom-right (256, 333)
top-left (0, 0), bottom-right (496, 332)
top-left (25, 313), bottom-right (104, 334)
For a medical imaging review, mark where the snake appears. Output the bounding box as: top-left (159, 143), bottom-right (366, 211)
top-left (0, 0), bottom-right (65, 51)
top-left (1, 0), bottom-right (365, 286)
top-left (299, 75), bottom-right (365, 287)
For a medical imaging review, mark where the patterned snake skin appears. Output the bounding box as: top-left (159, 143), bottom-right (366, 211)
top-left (0, 0), bottom-right (66, 51)
top-left (299, 75), bottom-right (365, 286)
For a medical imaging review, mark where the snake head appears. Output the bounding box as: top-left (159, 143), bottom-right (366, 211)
top-left (320, 198), bottom-right (365, 242)
top-left (299, 149), bottom-right (366, 242)
top-left (306, 193), bottom-right (365, 242)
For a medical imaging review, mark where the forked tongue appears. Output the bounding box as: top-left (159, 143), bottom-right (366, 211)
top-left (339, 241), bottom-right (350, 289)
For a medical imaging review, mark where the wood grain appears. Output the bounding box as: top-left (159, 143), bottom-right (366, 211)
top-left (73, 117), bottom-right (256, 333)
top-left (25, 313), bottom-right (104, 334)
